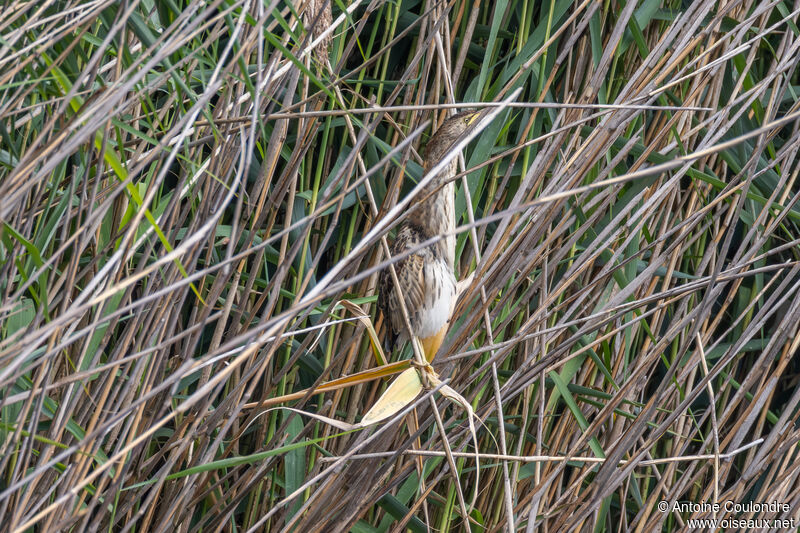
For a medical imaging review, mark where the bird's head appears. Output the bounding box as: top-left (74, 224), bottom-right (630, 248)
top-left (424, 110), bottom-right (482, 166)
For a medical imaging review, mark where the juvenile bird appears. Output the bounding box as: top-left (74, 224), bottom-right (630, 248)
top-left (379, 111), bottom-right (480, 362)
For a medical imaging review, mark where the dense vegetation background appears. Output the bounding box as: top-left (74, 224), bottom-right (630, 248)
top-left (2, 0), bottom-right (800, 531)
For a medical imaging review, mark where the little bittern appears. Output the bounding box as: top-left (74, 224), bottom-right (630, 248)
top-left (379, 111), bottom-right (480, 362)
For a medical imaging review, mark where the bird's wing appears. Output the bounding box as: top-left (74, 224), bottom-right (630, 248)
top-left (378, 249), bottom-right (427, 349)
top-left (378, 223), bottom-right (432, 347)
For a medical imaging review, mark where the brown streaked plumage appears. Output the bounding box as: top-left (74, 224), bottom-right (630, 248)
top-left (379, 111), bottom-right (480, 361)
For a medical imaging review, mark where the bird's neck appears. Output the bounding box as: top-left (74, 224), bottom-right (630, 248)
top-left (412, 158), bottom-right (457, 268)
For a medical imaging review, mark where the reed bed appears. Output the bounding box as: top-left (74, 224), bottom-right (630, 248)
top-left (1, 0), bottom-right (800, 531)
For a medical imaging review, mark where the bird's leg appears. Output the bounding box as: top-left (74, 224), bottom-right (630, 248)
top-left (419, 324), bottom-right (450, 363)
top-left (409, 339), bottom-right (436, 387)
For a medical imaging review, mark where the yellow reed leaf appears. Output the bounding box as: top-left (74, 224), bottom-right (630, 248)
top-left (360, 367), bottom-right (423, 425)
